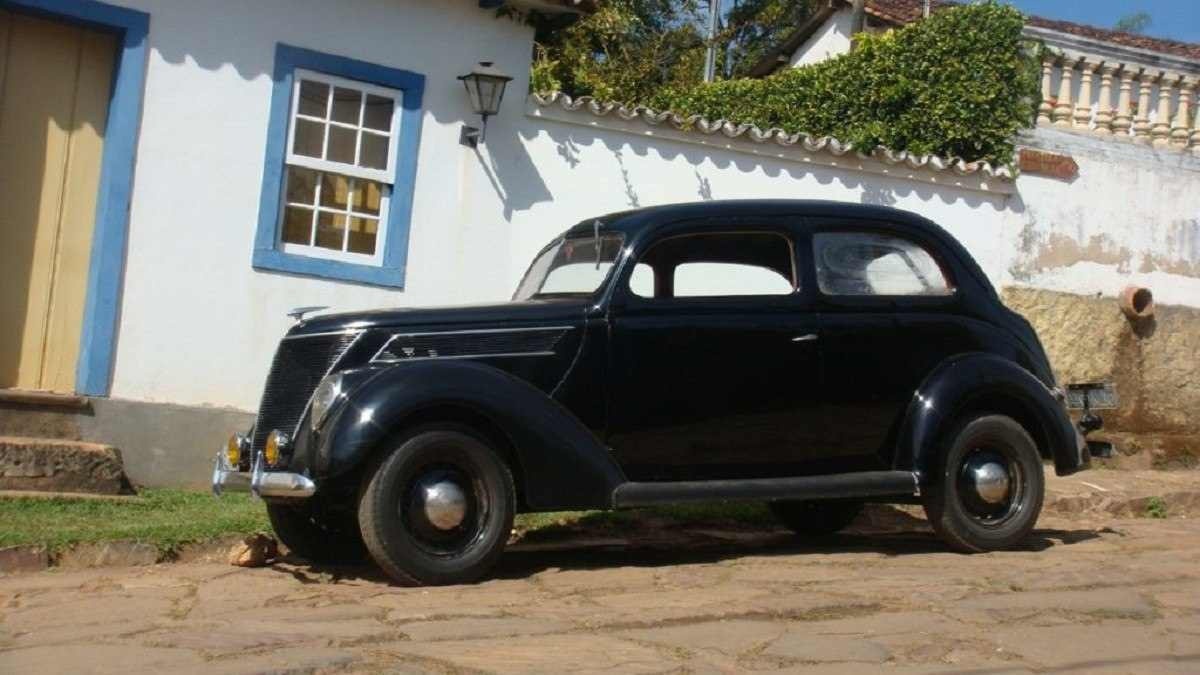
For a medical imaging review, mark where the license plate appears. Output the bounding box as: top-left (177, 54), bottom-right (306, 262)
top-left (1066, 382), bottom-right (1118, 410)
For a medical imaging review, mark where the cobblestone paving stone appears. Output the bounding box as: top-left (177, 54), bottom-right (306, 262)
top-left (1, 509), bottom-right (1199, 673)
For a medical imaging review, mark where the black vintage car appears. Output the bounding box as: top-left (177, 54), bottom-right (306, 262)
top-left (214, 200), bottom-right (1103, 585)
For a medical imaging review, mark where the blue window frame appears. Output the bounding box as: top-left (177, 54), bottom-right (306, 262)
top-left (253, 44), bottom-right (424, 288)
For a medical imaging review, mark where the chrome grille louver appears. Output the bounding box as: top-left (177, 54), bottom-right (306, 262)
top-left (251, 331), bottom-right (360, 453)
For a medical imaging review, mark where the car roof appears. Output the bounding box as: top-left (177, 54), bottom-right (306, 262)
top-left (561, 199), bottom-right (998, 300)
top-left (564, 200), bottom-right (934, 238)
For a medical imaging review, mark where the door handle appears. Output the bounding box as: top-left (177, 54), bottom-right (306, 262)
top-left (791, 333), bottom-right (819, 343)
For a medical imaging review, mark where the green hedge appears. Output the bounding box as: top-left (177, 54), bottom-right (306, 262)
top-left (645, 2), bottom-right (1039, 165)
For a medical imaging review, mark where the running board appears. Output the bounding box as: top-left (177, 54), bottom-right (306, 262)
top-left (611, 470), bottom-right (919, 508)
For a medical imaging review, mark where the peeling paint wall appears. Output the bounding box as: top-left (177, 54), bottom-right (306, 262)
top-left (1005, 127), bottom-right (1200, 307)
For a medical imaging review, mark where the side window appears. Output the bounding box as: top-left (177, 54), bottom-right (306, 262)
top-left (629, 263), bottom-right (655, 298)
top-left (631, 232), bottom-right (795, 299)
top-left (814, 231), bottom-right (952, 297)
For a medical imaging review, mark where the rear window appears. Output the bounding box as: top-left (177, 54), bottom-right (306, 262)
top-left (814, 231), bottom-right (952, 297)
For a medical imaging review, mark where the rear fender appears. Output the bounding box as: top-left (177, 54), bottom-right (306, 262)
top-left (314, 360), bottom-right (625, 510)
top-left (894, 353), bottom-right (1084, 486)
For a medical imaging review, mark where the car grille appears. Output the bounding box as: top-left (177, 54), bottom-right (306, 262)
top-left (252, 332), bottom-right (360, 452)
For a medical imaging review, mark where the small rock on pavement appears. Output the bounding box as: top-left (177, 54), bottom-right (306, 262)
top-left (0, 545), bottom-right (49, 574)
top-left (228, 533), bottom-right (279, 567)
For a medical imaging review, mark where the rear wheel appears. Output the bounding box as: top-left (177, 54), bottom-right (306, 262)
top-left (770, 499), bottom-right (863, 537)
top-left (923, 414), bottom-right (1044, 553)
top-left (266, 497), bottom-right (366, 564)
top-left (358, 426), bottom-right (515, 586)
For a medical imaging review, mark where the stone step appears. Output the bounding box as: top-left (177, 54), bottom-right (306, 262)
top-left (0, 389), bottom-right (91, 441)
top-left (0, 436), bottom-right (132, 495)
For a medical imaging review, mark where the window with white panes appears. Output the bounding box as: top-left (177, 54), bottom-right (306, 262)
top-left (280, 70), bottom-right (400, 263)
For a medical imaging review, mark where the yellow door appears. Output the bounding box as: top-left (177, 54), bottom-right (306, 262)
top-left (0, 10), bottom-right (116, 392)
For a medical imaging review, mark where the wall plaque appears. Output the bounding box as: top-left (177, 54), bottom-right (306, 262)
top-left (1018, 148), bottom-right (1079, 180)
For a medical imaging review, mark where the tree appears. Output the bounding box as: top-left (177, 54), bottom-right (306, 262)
top-left (721, 1), bottom-right (814, 78)
top-left (1113, 11), bottom-right (1151, 34)
top-left (527, 0), bottom-right (814, 101)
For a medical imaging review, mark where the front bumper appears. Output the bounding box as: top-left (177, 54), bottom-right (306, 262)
top-left (211, 450), bottom-right (316, 499)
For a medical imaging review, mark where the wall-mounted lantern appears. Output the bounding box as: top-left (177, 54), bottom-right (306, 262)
top-left (458, 61), bottom-right (513, 148)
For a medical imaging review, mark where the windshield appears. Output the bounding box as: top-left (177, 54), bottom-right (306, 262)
top-left (514, 232), bottom-right (625, 300)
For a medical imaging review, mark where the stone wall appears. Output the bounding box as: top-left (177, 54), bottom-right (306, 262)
top-left (1002, 286), bottom-right (1200, 468)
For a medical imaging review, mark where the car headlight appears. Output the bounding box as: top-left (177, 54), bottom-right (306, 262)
top-left (310, 373), bottom-right (344, 430)
top-left (225, 433), bottom-right (248, 467)
top-left (264, 430), bottom-right (290, 467)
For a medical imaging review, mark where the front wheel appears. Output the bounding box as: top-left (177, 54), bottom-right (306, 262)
top-left (923, 414), bottom-right (1044, 553)
top-left (358, 426), bottom-right (515, 586)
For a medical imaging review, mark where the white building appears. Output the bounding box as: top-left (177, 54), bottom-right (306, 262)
top-left (0, 0), bottom-right (1196, 485)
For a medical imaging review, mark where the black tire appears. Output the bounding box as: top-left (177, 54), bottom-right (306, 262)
top-left (770, 499), bottom-right (863, 537)
top-left (358, 426), bottom-right (515, 586)
top-left (923, 414), bottom-right (1044, 553)
top-left (266, 497), bottom-right (367, 564)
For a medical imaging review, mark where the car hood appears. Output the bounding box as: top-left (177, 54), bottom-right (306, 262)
top-left (287, 298), bottom-right (592, 338)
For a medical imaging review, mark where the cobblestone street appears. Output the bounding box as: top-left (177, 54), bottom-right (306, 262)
top-left (3, 480), bottom-right (1199, 675)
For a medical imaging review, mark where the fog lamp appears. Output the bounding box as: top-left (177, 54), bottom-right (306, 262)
top-left (264, 430), bottom-right (290, 467)
top-left (226, 433), bottom-right (248, 467)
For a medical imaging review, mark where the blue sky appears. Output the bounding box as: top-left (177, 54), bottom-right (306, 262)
top-left (1003, 0), bottom-right (1200, 44)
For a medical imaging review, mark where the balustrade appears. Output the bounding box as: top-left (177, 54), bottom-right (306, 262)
top-left (1036, 51), bottom-right (1200, 155)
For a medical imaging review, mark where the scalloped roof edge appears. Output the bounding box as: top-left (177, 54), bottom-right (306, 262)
top-left (530, 92), bottom-right (1015, 182)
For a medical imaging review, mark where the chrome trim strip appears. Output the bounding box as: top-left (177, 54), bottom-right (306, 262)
top-left (282, 328), bottom-right (365, 341)
top-left (373, 351), bottom-right (557, 364)
top-left (371, 325), bottom-right (573, 363)
top-left (387, 325), bottom-right (574, 338)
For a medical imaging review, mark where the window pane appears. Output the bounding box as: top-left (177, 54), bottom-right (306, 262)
top-left (351, 179), bottom-right (383, 216)
top-left (813, 231), bottom-right (952, 296)
top-left (674, 263), bottom-right (793, 297)
top-left (327, 126), bottom-right (357, 164)
top-left (298, 80), bottom-right (328, 118)
top-left (629, 263), bottom-right (655, 298)
top-left (347, 216), bottom-right (378, 255)
top-left (359, 132), bottom-right (389, 170)
top-left (285, 167), bottom-right (318, 205)
top-left (635, 232), bottom-right (795, 299)
top-left (315, 211), bottom-right (347, 251)
top-left (293, 119), bottom-right (325, 158)
top-left (319, 173), bottom-right (350, 210)
top-left (331, 87), bottom-right (361, 125)
top-left (282, 206), bottom-right (314, 245)
top-left (363, 94), bottom-right (393, 132)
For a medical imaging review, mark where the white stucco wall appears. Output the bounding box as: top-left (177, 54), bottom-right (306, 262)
top-left (788, 7), bottom-right (855, 68)
top-left (102, 0), bottom-right (535, 410)
top-left (96, 0), bottom-right (1200, 412)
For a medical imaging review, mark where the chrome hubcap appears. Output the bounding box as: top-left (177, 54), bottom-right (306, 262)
top-left (417, 478), bottom-right (467, 530)
top-left (957, 448), bottom-right (1024, 527)
top-left (968, 460), bottom-right (1010, 504)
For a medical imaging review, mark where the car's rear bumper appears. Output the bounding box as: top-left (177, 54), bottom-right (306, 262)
top-left (211, 450), bottom-right (316, 499)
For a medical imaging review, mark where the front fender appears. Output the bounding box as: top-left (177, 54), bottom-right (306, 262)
top-left (895, 353), bottom-right (1085, 485)
top-left (314, 360), bottom-right (626, 510)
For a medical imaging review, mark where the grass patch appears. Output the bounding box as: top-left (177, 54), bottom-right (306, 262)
top-left (0, 489), bottom-right (268, 555)
top-left (1144, 496), bottom-right (1168, 519)
top-left (0, 489), bottom-right (778, 557)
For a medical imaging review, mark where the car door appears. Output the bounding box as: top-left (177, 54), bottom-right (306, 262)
top-left (605, 220), bottom-right (826, 481)
top-left (809, 219), bottom-right (972, 470)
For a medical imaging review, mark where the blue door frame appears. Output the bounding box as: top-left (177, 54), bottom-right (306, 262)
top-left (2, 0), bottom-right (149, 396)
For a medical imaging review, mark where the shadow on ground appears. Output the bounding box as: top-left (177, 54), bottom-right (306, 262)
top-left (264, 505), bottom-right (1109, 586)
